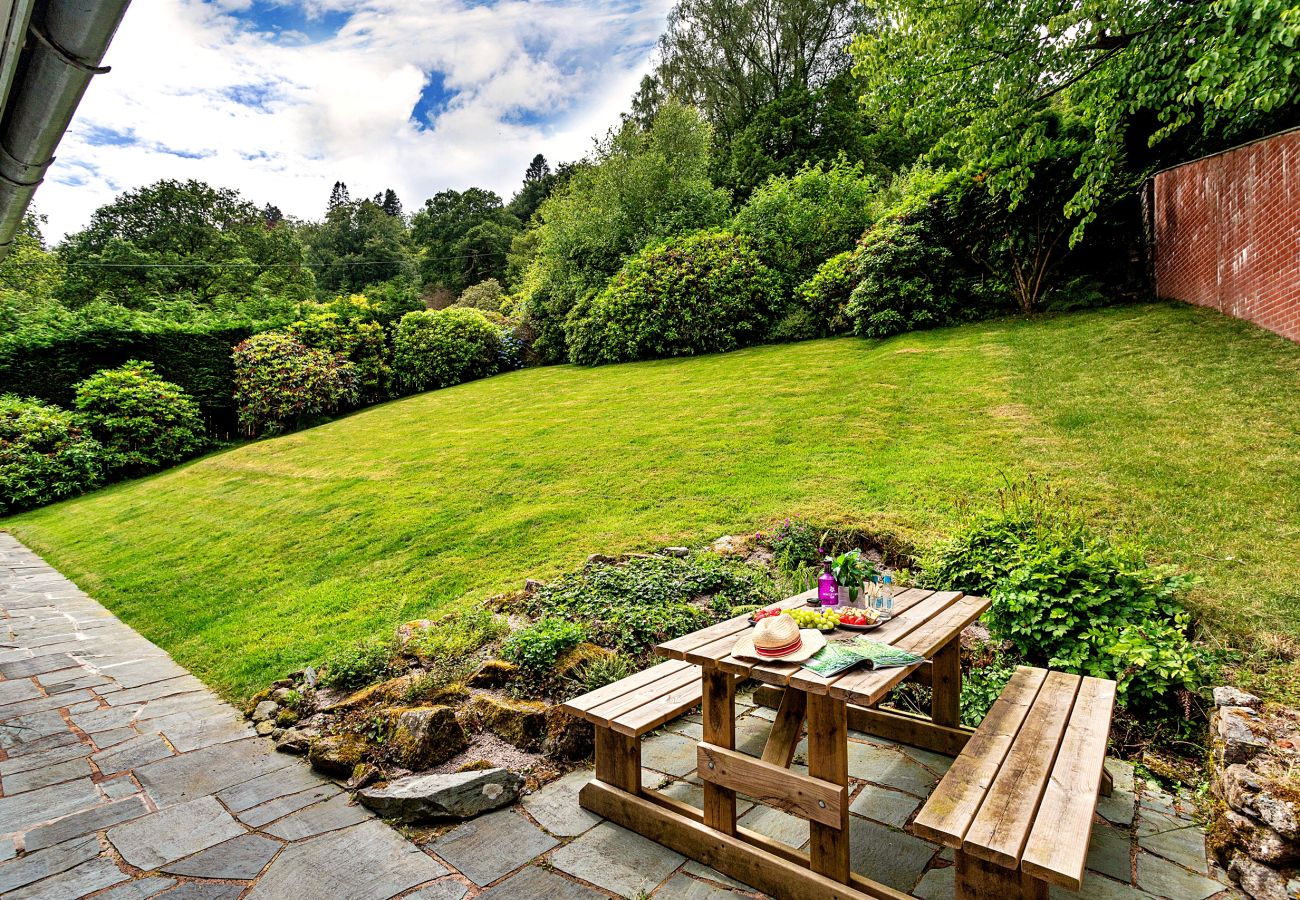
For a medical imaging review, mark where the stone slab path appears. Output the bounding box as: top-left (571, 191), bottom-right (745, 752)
top-left (0, 534), bottom-right (1238, 899)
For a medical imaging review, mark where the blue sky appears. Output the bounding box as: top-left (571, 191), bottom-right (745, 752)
top-left (39, 0), bottom-right (671, 239)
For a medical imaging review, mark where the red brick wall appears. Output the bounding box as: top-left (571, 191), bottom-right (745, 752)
top-left (1153, 128), bottom-right (1300, 342)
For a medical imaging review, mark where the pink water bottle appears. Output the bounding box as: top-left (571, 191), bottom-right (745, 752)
top-left (818, 559), bottom-right (839, 607)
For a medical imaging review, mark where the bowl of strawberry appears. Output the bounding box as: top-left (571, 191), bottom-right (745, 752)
top-left (836, 610), bottom-right (880, 631)
top-left (747, 606), bottom-right (784, 625)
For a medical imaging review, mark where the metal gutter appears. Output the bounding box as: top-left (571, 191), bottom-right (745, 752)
top-left (0, 0), bottom-right (131, 258)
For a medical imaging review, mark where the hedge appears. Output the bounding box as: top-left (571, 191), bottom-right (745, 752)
top-left (0, 322), bottom-right (258, 436)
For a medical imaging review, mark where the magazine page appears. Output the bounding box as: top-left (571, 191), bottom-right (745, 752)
top-left (800, 637), bottom-right (922, 677)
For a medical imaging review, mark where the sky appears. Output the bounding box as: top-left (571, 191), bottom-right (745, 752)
top-left (36, 0), bottom-right (672, 241)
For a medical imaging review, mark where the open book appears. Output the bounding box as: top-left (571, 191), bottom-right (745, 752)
top-left (801, 637), bottom-right (923, 678)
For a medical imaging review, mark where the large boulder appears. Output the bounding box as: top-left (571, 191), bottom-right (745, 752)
top-left (323, 674), bottom-right (413, 712)
top-left (384, 706), bottom-right (468, 770)
top-left (1216, 706), bottom-right (1271, 765)
top-left (467, 660), bottom-right (520, 688)
top-left (308, 733), bottom-right (369, 776)
top-left (251, 700), bottom-right (278, 722)
top-left (468, 695), bottom-right (549, 751)
top-left (275, 728), bottom-right (313, 755)
top-left (357, 769), bottom-right (523, 822)
top-left (543, 707), bottom-right (594, 760)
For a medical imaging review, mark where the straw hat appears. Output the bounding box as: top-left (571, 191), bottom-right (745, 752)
top-left (732, 614), bottom-right (826, 663)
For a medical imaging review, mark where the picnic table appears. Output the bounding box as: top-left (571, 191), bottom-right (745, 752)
top-left (568, 587), bottom-right (991, 900)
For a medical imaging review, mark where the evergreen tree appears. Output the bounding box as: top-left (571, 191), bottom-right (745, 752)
top-left (327, 181), bottom-right (351, 213)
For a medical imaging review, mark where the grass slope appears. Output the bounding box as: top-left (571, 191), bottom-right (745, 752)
top-left (7, 302), bottom-right (1298, 700)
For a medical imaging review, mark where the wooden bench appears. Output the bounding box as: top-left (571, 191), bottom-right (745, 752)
top-left (912, 666), bottom-right (1117, 899)
top-left (561, 658), bottom-right (709, 792)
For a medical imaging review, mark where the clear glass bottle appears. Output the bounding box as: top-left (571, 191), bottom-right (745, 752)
top-left (818, 559), bottom-right (839, 607)
top-left (879, 575), bottom-right (894, 620)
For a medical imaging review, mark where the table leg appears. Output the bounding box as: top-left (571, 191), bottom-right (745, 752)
top-left (701, 668), bottom-right (737, 835)
top-left (760, 684), bottom-right (806, 768)
top-left (807, 692), bottom-right (850, 883)
top-left (931, 638), bottom-right (961, 728)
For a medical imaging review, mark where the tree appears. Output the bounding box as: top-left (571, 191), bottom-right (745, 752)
top-left (624, 74), bottom-right (665, 131)
top-left (851, 0), bottom-right (1300, 238)
top-left (304, 196), bottom-right (411, 296)
top-left (656, 0), bottom-right (866, 139)
top-left (506, 155), bottom-right (575, 225)
top-left (262, 203), bottom-right (284, 227)
top-left (328, 181), bottom-right (351, 212)
top-left (56, 180), bottom-right (315, 307)
top-left (410, 188), bottom-right (519, 292)
top-left (519, 100), bottom-right (732, 360)
top-left (376, 189), bottom-right (403, 218)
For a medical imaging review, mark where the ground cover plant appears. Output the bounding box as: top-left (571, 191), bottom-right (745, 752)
top-left (4, 302), bottom-right (1298, 700)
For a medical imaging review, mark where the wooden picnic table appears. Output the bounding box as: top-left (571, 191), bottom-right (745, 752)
top-left (577, 587), bottom-right (991, 900)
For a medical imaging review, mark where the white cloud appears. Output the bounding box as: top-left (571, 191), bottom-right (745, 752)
top-left (35, 0), bottom-right (671, 240)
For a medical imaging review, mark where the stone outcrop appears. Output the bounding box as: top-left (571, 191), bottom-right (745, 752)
top-left (357, 769), bottom-right (524, 822)
top-left (308, 733), bottom-right (369, 777)
top-left (467, 659), bottom-right (520, 688)
top-left (468, 694), bottom-right (549, 751)
top-left (1208, 686), bottom-right (1300, 898)
top-left (384, 705), bottom-right (468, 770)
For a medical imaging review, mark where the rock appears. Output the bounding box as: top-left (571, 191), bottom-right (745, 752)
top-left (586, 553), bottom-right (618, 566)
top-left (467, 660), bottom-right (520, 688)
top-left (1229, 854), bottom-right (1291, 900)
top-left (275, 708), bottom-right (301, 727)
top-left (709, 535), bottom-right (750, 556)
top-left (347, 763), bottom-right (382, 790)
top-left (357, 769), bottom-right (523, 822)
top-left (1254, 790), bottom-right (1300, 842)
top-left (386, 706), bottom-right (468, 770)
top-left (396, 619), bottom-right (436, 647)
top-left (457, 759), bottom-right (494, 772)
top-left (271, 678), bottom-right (293, 689)
top-left (1215, 686), bottom-right (1263, 709)
top-left (468, 695), bottom-right (549, 751)
top-left (542, 707), bottom-right (594, 761)
top-left (251, 700), bottom-right (279, 723)
top-left (303, 666), bottom-right (318, 688)
top-left (324, 674), bottom-right (412, 712)
top-left (271, 687), bottom-right (293, 702)
top-left (662, 547), bottom-right (689, 558)
top-left (1224, 763), bottom-right (1300, 840)
top-left (308, 733), bottom-right (369, 776)
top-left (275, 728), bottom-right (312, 754)
top-left (524, 579), bottom-right (544, 593)
top-left (1217, 707), bottom-right (1270, 764)
top-left (255, 720), bottom-right (275, 736)
top-left (1225, 812), bottom-right (1297, 864)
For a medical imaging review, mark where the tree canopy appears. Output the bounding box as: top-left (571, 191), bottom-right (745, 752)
top-left (411, 188), bottom-right (519, 293)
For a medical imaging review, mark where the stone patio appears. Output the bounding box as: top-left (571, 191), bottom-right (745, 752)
top-left (0, 534), bottom-right (1237, 899)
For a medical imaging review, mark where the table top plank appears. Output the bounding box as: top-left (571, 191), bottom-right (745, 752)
top-left (657, 593), bottom-right (814, 659)
top-left (961, 669), bottom-right (1082, 867)
top-left (1021, 676), bottom-right (1118, 889)
top-left (911, 666), bottom-right (1049, 847)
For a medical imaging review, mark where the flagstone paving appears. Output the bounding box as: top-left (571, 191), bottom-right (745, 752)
top-left (0, 533), bottom-right (1236, 899)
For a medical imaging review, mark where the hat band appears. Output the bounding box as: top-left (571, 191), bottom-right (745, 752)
top-left (755, 635), bottom-right (803, 658)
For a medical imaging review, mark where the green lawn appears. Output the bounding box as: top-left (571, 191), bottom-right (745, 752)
top-left (6, 302), bottom-right (1298, 700)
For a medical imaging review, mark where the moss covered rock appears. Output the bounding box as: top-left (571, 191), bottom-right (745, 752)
top-left (324, 674), bottom-right (412, 712)
top-left (308, 733), bottom-right (369, 776)
top-left (555, 642), bottom-right (614, 680)
top-left (384, 705), bottom-right (468, 770)
top-left (468, 660), bottom-right (520, 688)
top-left (543, 706), bottom-right (594, 760)
top-left (469, 694), bottom-right (549, 751)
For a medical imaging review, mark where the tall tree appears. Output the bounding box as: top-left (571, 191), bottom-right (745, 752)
top-left (57, 180), bottom-right (314, 307)
top-left (851, 0), bottom-right (1300, 237)
top-left (410, 188), bottom-right (519, 292)
top-left (507, 154), bottom-right (575, 224)
top-left (304, 196), bottom-right (411, 295)
top-left (656, 0), bottom-right (866, 139)
top-left (376, 189), bottom-right (403, 218)
top-left (328, 181), bottom-right (351, 212)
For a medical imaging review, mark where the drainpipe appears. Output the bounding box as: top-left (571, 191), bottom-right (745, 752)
top-left (0, 0), bottom-right (131, 258)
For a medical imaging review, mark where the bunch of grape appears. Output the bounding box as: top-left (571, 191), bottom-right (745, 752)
top-left (787, 608), bottom-right (839, 630)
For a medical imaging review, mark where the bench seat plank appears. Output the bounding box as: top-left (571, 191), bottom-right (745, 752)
top-left (563, 658), bottom-right (693, 721)
top-left (962, 670), bottom-right (1082, 868)
top-left (1021, 676), bottom-right (1118, 889)
top-left (912, 666), bottom-right (1048, 847)
top-left (586, 664), bottom-right (702, 727)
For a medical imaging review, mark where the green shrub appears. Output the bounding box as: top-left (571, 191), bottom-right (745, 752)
top-left (391, 307), bottom-right (501, 394)
top-left (960, 655), bottom-right (1018, 727)
top-left (319, 638), bottom-right (400, 690)
top-left (73, 360), bottom-right (206, 475)
top-left (566, 230), bottom-right (781, 365)
top-left (0, 395), bottom-right (104, 513)
top-left (794, 249), bottom-right (859, 336)
top-left (407, 605), bottom-right (507, 661)
top-left (232, 331), bottom-right (359, 436)
top-left (765, 517), bottom-right (822, 572)
top-left (766, 307), bottom-right (822, 343)
top-left (846, 209), bottom-right (966, 338)
top-left (457, 279), bottom-right (505, 312)
top-left (923, 481), bottom-right (1200, 711)
top-left (732, 160), bottom-right (877, 297)
top-left (287, 312), bottom-right (391, 402)
top-left (568, 653), bottom-right (639, 693)
top-left (503, 617), bottom-right (588, 675)
top-left (524, 553), bottom-right (772, 656)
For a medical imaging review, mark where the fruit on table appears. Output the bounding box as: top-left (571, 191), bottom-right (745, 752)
top-left (838, 610), bottom-right (878, 626)
top-left (787, 608), bottom-right (840, 630)
top-left (752, 606), bottom-right (784, 621)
